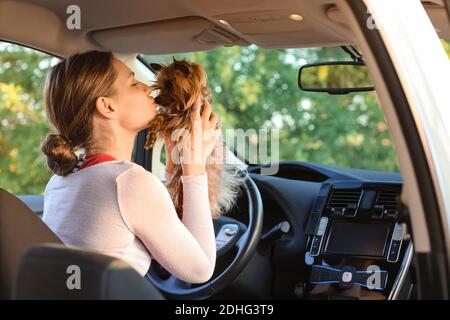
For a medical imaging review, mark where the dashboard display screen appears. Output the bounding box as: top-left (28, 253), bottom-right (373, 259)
top-left (324, 221), bottom-right (391, 257)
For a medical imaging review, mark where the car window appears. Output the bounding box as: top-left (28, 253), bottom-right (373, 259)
top-left (0, 43), bottom-right (149, 194)
top-left (141, 45), bottom-right (400, 173)
top-left (441, 39), bottom-right (450, 57)
top-left (0, 42), bottom-right (60, 195)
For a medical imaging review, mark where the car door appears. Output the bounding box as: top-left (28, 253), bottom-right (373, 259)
top-left (342, 0), bottom-right (450, 299)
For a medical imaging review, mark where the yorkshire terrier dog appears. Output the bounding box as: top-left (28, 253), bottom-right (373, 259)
top-left (144, 58), bottom-right (245, 220)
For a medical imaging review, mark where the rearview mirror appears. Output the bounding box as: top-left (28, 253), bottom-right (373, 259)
top-left (298, 61), bottom-right (374, 94)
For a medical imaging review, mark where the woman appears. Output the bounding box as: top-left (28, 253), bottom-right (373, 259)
top-left (41, 51), bottom-right (220, 284)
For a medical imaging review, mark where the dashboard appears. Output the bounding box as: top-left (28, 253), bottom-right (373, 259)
top-left (17, 160), bottom-right (414, 300)
top-left (244, 161), bottom-right (413, 300)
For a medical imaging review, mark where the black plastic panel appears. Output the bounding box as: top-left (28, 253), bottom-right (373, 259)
top-left (324, 221), bottom-right (391, 257)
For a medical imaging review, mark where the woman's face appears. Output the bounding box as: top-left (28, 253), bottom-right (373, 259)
top-left (110, 58), bottom-right (157, 132)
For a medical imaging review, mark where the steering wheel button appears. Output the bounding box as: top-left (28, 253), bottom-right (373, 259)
top-left (224, 227), bottom-right (236, 236)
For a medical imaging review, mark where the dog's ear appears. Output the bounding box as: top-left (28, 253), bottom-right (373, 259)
top-left (149, 63), bottom-right (164, 75)
top-left (172, 57), bottom-right (191, 76)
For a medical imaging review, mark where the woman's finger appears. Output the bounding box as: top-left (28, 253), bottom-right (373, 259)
top-left (213, 126), bottom-right (222, 143)
top-left (201, 100), bottom-right (212, 122)
top-left (209, 112), bottom-right (218, 129)
top-left (194, 95), bottom-right (202, 110)
top-left (191, 107), bottom-right (201, 122)
top-left (190, 96), bottom-right (202, 120)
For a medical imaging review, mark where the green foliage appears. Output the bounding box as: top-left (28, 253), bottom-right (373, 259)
top-left (441, 39), bottom-right (450, 58)
top-left (144, 46), bottom-right (400, 172)
top-left (1, 40), bottom-right (449, 195)
top-left (0, 44), bottom-right (56, 194)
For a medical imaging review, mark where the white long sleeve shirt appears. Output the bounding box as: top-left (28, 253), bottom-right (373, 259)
top-left (42, 160), bottom-right (216, 283)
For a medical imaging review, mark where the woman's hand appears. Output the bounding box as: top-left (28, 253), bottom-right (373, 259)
top-left (180, 98), bottom-right (221, 176)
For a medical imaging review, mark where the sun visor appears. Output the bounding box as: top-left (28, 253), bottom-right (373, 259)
top-left (326, 3), bottom-right (450, 39)
top-left (89, 16), bottom-right (248, 55)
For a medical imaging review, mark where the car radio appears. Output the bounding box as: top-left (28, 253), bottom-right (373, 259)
top-left (307, 182), bottom-right (404, 263)
top-left (311, 218), bottom-right (405, 263)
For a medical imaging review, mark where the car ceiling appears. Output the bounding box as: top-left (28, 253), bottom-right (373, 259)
top-left (0, 0), bottom-right (449, 57)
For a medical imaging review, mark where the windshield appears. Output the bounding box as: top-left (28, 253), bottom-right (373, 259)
top-left (141, 45), bottom-right (400, 172)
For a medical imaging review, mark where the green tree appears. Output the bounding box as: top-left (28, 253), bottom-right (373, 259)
top-left (144, 46), bottom-right (400, 172)
top-left (0, 43), bottom-right (57, 194)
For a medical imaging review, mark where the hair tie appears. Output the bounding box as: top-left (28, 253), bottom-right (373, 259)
top-left (72, 153), bottom-right (86, 173)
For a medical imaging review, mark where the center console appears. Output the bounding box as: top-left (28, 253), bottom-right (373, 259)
top-left (304, 181), bottom-right (413, 299)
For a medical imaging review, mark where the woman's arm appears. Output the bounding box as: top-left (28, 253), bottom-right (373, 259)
top-left (117, 166), bottom-right (216, 283)
top-left (123, 99), bottom-right (220, 282)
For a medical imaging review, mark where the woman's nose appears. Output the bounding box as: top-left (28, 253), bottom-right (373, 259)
top-left (141, 82), bottom-right (152, 94)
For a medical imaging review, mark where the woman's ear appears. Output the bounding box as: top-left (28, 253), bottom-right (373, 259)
top-left (95, 96), bottom-right (118, 119)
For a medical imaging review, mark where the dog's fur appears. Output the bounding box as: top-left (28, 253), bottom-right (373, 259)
top-left (144, 58), bottom-right (245, 220)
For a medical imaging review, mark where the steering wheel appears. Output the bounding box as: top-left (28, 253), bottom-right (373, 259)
top-left (146, 172), bottom-right (263, 299)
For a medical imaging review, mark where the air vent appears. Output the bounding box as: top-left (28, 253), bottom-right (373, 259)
top-left (375, 190), bottom-right (399, 211)
top-left (327, 189), bottom-right (362, 209)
